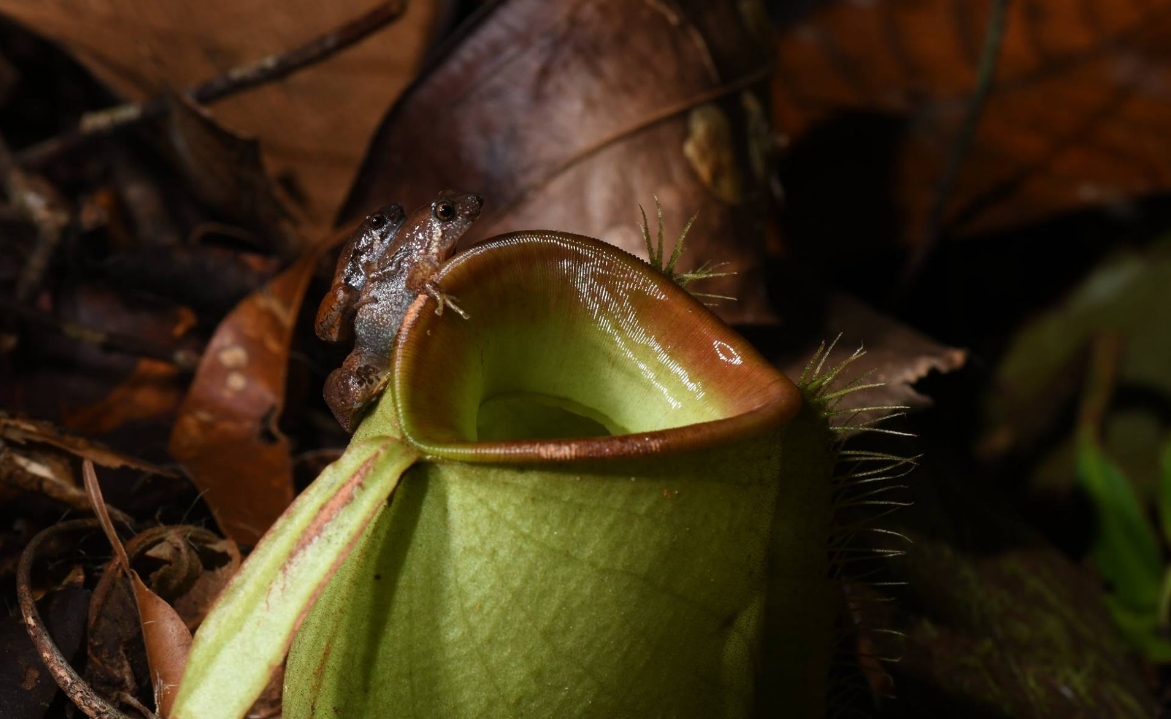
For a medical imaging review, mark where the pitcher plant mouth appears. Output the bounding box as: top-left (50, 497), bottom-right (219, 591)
top-left (388, 231), bottom-right (801, 462)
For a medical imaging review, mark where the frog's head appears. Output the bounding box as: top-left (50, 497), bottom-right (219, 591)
top-left (425, 190), bottom-right (483, 257)
top-left (354, 203), bottom-right (407, 268)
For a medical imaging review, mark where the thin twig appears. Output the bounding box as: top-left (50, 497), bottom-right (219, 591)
top-left (84, 461), bottom-right (133, 572)
top-left (18, 0), bottom-right (409, 166)
top-left (117, 692), bottom-right (162, 719)
top-left (0, 297), bottom-right (201, 371)
top-left (0, 131), bottom-right (71, 302)
top-left (902, 0), bottom-right (1011, 283)
top-left (18, 519), bottom-right (136, 719)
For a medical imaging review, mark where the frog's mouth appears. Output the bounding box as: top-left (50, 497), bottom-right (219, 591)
top-left (368, 231), bottom-right (799, 463)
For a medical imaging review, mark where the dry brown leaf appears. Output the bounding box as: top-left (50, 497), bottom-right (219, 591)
top-left (1, 283), bottom-right (200, 436)
top-left (168, 234), bottom-right (342, 546)
top-left (344, 0), bottom-right (780, 323)
top-left (61, 359), bottom-right (184, 436)
top-left (131, 581), bottom-right (191, 716)
top-left (772, 0), bottom-right (1171, 245)
top-left (84, 461), bottom-right (191, 717)
top-left (777, 293), bottom-right (968, 413)
top-left (0, 442), bottom-right (119, 520)
top-left (130, 526), bottom-right (241, 631)
top-left (0, 414), bottom-right (176, 477)
top-left (163, 95), bottom-right (304, 257)
top-left (0, 0), bottom-right (451, 230)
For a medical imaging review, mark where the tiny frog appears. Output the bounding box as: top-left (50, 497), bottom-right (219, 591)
top-left (322, 190), bottom-right (483, 432)
top-left (315, 202), bottom-right (407, 343)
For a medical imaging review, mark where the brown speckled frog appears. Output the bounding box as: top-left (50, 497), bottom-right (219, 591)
top-left (319, 191), bottom-right (483, 432)
top-left (315, 202), bottom-right (407, 343)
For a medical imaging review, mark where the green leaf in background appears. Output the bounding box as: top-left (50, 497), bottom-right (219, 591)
top-left (1104, 595), bottom-right (1171, 663)
top-left (1159, 434), bottom-right (1171, 546)
top-left (1076, 432), bottom-right (1164, 645)
top-left (1158, 435), bottom-right (1171, 628)
top-left (987, 241), bottom-right (1171, 499)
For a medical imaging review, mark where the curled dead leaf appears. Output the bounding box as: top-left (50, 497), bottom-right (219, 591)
top-left (769, 292), bottom-right (967, 414)
top-left (84, 525), bottom-right (239, 711)
top-left (129, 526), bottom-right (241, 631)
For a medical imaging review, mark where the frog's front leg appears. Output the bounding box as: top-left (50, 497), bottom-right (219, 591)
top-left (406, 258), bottom-right (470, 319)
top-left (424, 280), bottom-right (469, 319)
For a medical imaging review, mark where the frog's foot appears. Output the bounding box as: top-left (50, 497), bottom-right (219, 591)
top-left (425, 281), bottom-right (470, 319)
top-left (323, 351), bottom-right (391, 433)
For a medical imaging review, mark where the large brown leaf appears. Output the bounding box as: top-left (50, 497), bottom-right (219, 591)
top-left (0, 0), bottom-right (450, 230)
top-left (772, 0), bottom-right (1171, 245)
top-left (168, 245), bottom-right (328, 546)
top-left (344, 0), bottom-right (779, 323)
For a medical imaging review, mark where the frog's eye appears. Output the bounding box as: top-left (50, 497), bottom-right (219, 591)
top-left (368, 213), bottom-right (388, 229)
top-left (433, 201), bottom-right (456, 222)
